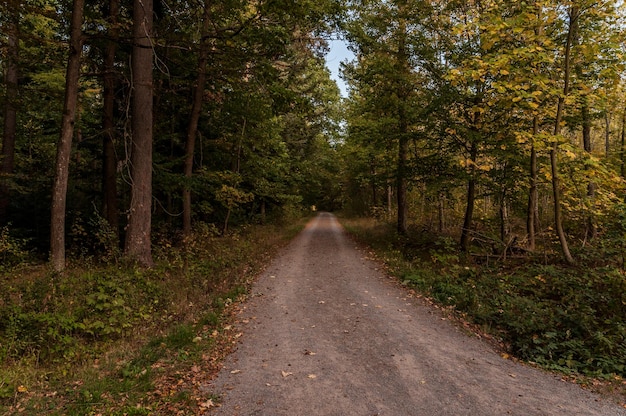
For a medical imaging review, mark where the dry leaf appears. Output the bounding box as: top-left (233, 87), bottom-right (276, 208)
top-left (230, 369), bottom-right (241, 374)
top-left (200, 399), bottom-right (215, 408)
top-left (281, 371), bottom-right (293, 378)
top-left (307, 374), bottom-right (317, 379)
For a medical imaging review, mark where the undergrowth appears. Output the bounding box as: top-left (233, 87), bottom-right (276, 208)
top-left (341, 217), bottom-right (626, 382)
top-left (0, 219), bottom-right (305, 415)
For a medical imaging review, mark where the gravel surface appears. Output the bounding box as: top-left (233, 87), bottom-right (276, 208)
top-left (206, 213), bottom-right (626, 415)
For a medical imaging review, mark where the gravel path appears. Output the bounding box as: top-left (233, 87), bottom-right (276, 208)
top-left (206, 213), bottom-right (626, 415)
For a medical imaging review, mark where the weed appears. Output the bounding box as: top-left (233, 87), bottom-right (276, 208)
top-left (342, 217), bottom-right (626, 381)
top-left (0, 220), bottom-right (304, 414)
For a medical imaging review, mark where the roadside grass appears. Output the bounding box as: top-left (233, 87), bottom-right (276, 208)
top-left (340, 216), bottom-right (626, 403)
top-left (0, 218), bottom-right (306, 415)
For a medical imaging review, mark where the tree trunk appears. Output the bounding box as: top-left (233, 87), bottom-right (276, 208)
top-left (183, 0), bottom-right (211, 237)
top-left (438, 191), bottom-right (445, 233)
top-left (527, 118), bottom-right (539, 251)
top-left (102, 0), bottom-right (120, 237)
top-left (621, 104), bottom-right (626, 178)
top-left (387, 182), bottom-right (393, 220)
top-left (396, 20), bottom-right (409, 236)
top-left (0, 1), bottom-right (19, 223)
top-left (124, 0), bottom-right (154, 267)
top-left (581, 98), bottom-right (596, 241)
top-left (50, 0), bottom-right (85, 272)
top-left (460, 143), bottom-right (477, 252)
top-left (397, 133), bottom-right (408, 235)
top-left (370, 161), bottom-right (377, 207)
top-left (605, 111), bottom-right (611, 158)
top-left (550, 6), bottom-right (577, 265)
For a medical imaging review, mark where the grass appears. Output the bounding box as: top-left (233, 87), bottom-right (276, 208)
top-left (0, 218), bottom-right (307, 415)
top-left (340, 216), bottom-right (626, 404)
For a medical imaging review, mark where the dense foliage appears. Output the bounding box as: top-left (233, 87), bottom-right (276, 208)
top-left (0, 0), bottom-right (342, 265)
top-left (2, 0), bottom-right (626, 409)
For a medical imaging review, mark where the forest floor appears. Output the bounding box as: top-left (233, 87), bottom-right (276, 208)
top-left (202, 212), bottom-right (626, 415)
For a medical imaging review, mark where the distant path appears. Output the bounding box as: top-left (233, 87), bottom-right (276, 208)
top-left (206, 213), bottom-right (625, 415)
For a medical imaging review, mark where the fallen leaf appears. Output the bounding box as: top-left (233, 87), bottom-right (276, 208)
top-left (230, 369), bottom-right (241, 374)
top-left (200, 399), bottom-right (215, 408)
top-left (17, 385), bottom-right (27, 393)
top-left (281, 371), bottom-right (293, 377)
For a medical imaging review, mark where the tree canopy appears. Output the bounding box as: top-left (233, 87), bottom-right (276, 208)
top-left (1, 0), bottom-right (626, 267)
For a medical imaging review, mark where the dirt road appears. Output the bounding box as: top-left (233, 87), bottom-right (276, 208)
top-left (206, 213), bottom-right (625, 415)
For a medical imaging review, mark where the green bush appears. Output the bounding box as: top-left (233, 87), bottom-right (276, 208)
top-left (0, 226), bottom-right (30, 271)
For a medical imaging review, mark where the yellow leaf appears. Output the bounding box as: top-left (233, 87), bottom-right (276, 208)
top-left (500, 69), bottom-right (509, 76)
top-left (17, 385), bottom-right (28, 393)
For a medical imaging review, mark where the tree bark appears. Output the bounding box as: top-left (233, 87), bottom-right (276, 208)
top-left (102, 0), bottom-right (120, 237)
top-left (183, 0), bottom-right (212, 237)
top-left (581, 98), bottom-right (596, 241)
top-left (50, 0), bottom-right (85, 272)
top-left (397, 132), bottom-right (408, 235)
top-left (124, 0), bottom-right (154, 267)
top-left (550, 6), bottom-right (577, 265)
top-left (396, 19), bottom-right (409, 236)
top-left (527, 116), bottom-right (539, 251)
top-left (621, 104), bottom-right (626, 178)
top-left (0, 0), bottom-right (20, 223)
top-left (460, 143), bottom-right (477, 252)
top-left (438, 191), bottom-right (445, 233)
top-left (605, 111), bottom-right (611, 158)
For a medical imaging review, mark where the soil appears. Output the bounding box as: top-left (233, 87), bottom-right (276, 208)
top-left (204, 213), bottom-right (626, 415)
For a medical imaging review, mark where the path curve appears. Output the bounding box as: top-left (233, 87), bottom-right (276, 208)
top-left (206, 213), bottom-right (625, 415)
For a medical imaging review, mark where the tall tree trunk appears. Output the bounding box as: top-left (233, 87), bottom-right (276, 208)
top-left (621, 104), bottom-right (626, 178)
top-left (550, 6), bottom-right (577, 265)
top-left (183, 0), bottom-right (211, 237)
top-left (605, 111), bottom-right (611, 158)
top-left (0, 0), bottom-right (19, 223)
top-left (102, 0), bottom-right (120, 237)
top-left (50, 0), bottom-right (85, 272)
top-left (527, 118), bottom-right (539, 251)
top-left (581, 98), bottom-right (596, 240)
top-left (397, 132), bottom-right (408, 235)
top-left (527, 2), bottom-right (543, 252)
top-left (124, 0), bottom-right (154, 267)
top-left (370, 161), bottom-right (377, 207)
top-left (396, 19), bottom-right (409, 236)
top-left (386, 181), bottom-right (393, 220)
top-left (438, 191), bottom-right (445, 233)
top-left (460, 143), bottom-right (477, 252)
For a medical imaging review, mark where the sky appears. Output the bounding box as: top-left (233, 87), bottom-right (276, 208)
top-left (325, 38), bottom-right (355, 97)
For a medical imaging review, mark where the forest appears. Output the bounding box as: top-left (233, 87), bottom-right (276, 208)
top-left (1, 0), bottom-right (626, 413)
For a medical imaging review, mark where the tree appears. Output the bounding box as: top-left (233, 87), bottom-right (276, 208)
top-left (0, 0), bottom-right (20, 223)
top-left (50, 0), bottom-right (85, 271)
top-left (124, 0), bottom-right (154, 267)
top-left (101, 0), bottom-right (120, 237)
top-left (182, 0), bottom-right (211, 237)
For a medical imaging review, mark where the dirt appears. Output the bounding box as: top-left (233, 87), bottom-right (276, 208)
top-left (204, 213), bottom-right (626, 415)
